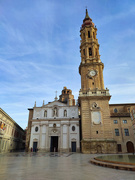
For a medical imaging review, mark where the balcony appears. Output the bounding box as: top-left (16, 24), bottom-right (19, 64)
top-left (0, 129), bottom-right (4, 135)
top-left (79, 88), bottom-right (110, 97)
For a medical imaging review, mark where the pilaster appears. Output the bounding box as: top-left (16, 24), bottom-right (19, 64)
top-left (39, 124), bottom-right (42, 149)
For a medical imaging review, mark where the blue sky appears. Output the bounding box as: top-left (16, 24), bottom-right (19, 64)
top-left (0, 0), bottom-right (135, 129)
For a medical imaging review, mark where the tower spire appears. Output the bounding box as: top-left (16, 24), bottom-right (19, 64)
top-left (85, 8), bottom-right (90, 19)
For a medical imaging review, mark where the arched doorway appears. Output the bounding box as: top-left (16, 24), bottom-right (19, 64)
top-left (126, 141), bottom-right (134, 153)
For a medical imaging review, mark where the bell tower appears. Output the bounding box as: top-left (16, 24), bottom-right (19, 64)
top-left (79, 9), bottom-right (104, 92)
top-left (79, 9), bottom-right (117, 154)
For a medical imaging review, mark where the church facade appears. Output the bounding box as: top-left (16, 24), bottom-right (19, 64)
top-left (27, 87), bottom-right (80, 152)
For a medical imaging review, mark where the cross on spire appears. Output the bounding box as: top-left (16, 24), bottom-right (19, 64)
top-left (55, 91), bottom-right (57, 97)
top-left (54, 91), bottom-right (58, 101)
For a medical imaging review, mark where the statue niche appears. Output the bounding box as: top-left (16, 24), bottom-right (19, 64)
top-left (53, 107), bottom-right (58, 117)
top-left (64, 110), bottom-right (67, 117)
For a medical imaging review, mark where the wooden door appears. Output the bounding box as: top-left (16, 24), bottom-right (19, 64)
top-left (72, 142), bottom-right (76, 152)
top-left (127, 141), bottom-right (134, 153)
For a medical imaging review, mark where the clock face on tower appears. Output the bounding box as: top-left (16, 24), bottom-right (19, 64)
top-left (88, 70), bottom-right (97, 77)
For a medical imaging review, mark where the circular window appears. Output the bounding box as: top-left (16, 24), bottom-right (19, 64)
top-left (114, 108), bottom-right (118, 113)
top-left (35, 126), bottom-right (38, 132)
top-left (72, 126), bottom-right (75, 131)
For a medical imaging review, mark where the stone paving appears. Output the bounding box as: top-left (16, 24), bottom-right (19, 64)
top-left (0, 152), bottom-right (135, 180)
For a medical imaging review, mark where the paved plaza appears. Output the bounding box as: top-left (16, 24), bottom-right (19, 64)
top-left (0, 152), bottom-right (135, 180)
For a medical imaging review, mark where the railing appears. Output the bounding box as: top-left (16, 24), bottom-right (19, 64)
top-left (79, 89), bottom-right (110, 97)
top-left (110, 113), bottom-right (130, 117)
top-left (0, 129), bottom-right (4, 135)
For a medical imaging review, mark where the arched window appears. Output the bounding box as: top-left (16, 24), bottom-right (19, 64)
top-left (88, 31), bottom-right (90, 38)
top-left (114, 108), bottom-right (118, 113)
top-left (83, 33), bottom-right (85, 39)
top-left (89, 48), bottom-right (92, 56)
top-left (44, 110), bottom-right (47, 117)
top-left (83, 49), bottom-right (85, 56)
top-left (95, 48), bottom-right (98, 56)
top-left (93, 32), bottom-right (95, 39)
top-left (64, 110), bottom-right (67, 117)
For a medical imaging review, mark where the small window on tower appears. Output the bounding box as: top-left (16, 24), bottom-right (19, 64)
top-left (88, 31), bottom-right (90, 38)
top-left (92, 82), bottom-right (94, 85)
top-left (95, 48), bottom-right (97, 56)
top-left (114, 108), bottom-right (118, 113)
top-left (83, 33), bottom-right (85, 39)
top-left (89, 48), bottom-right (92, 56)
top-left (93, 32), bottom-right (95, 39)
top-left (83, 49), bottom-right (85, 56)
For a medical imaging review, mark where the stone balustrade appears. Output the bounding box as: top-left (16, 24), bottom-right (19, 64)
top-left (79, 89), bottom-right (110, 97)
top-left (0, 129), bottom-right (4, 135)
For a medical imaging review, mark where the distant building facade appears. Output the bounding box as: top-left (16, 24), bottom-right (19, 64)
top-left (130, 107), bottom-right (135, 140)
top-left (26, 87), bottom-right (80, 152)
top-left (110, 104), bottom-right (135, 153)
top-left (0, 108), bottom-right (25, 153)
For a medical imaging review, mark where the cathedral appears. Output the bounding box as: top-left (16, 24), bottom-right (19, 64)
top-left (26, 9), bottom-right (135, 154)
top-left (26, 87), bottom-right (80, 152)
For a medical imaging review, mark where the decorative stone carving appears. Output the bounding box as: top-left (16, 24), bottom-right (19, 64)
top-left (92, 102), bottom-right (97, 108)
top-left (52, 129), bottom-right (57, 133)
top-left (91, 111), bottom-right (101, 125)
